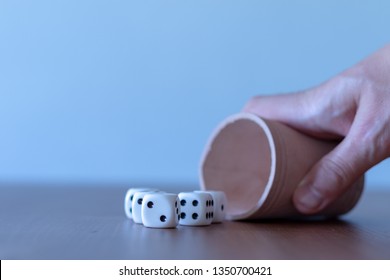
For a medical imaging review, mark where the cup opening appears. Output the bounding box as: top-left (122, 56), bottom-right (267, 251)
top-left (200, 113), bottom-right (276, 220)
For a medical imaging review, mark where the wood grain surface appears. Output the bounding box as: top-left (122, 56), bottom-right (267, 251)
top-left (0, 183), bottom-right (389, 260)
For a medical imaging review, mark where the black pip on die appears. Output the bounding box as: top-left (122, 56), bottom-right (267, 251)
top-left (132, 191), bottom-right (160, 224)
top-left (124, 188), bottom-right (158, 219)
top-left (178, 192), bottom-right (214, 226)
top-left (141, 193), bottom-right (181, 228)
top-left (195, 190), bottom-right (227, 223)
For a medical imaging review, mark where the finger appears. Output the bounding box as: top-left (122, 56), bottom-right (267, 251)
top-left (242, 92), bottom-right (312, 130)
top-left (293, 117), bottom-right (386, 214)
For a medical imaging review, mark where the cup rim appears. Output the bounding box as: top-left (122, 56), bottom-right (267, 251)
top-left (199, 112), bottom-right (277, 220)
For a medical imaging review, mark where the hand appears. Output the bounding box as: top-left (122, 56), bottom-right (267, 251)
top-left (243, 44), bottom-right (390, 214)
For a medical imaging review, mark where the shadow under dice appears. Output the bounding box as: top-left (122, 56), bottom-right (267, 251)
top-left (178, 192), bottom-right (214, 226)
top-left (141, 193), bottom-right (180, 228)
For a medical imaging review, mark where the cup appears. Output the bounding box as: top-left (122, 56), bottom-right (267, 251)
top-left (199, 113), bottom-right (364, 220)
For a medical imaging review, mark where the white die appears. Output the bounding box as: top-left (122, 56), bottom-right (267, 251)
top-left (132, 191), bottom-right (161, 224)
top-left (141, 193), bottom-right (180, 228)
top-left (124, 188), bottom-right (157, 219)
top-left (195, 190), bottom-right (227, 223)
top-left (178, 192), bottom-right (214, 226)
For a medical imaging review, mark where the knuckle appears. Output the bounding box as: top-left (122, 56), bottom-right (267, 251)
top-left (353, 119), bottom-right (390, 163)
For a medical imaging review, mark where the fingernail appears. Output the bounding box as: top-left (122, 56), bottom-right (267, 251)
top-left (295, 181), bottom-right (323, 212)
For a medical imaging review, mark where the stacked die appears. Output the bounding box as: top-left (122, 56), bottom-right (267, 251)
top-left (124, 188), bottom-right (227, 228)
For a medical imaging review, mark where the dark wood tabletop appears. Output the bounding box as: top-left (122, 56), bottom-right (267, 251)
top-left (0, 183), bottom-right (389, 260)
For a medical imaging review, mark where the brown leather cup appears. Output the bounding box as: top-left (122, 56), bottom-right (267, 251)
top-left (200, 113), bottom-right (364, 220)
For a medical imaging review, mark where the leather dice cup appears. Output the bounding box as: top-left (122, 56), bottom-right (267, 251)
top-left (199, 112), bottom-right (365, 220)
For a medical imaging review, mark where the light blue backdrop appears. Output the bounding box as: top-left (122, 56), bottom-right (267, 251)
top-left (0, 1), bottom-right (389, 188)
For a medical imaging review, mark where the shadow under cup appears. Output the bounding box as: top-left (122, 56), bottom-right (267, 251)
top-left (200, 113), bottom-right (365, 220)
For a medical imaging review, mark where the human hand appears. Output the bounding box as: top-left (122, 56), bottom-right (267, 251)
top-left (243, 44), bottom-right (390, 214)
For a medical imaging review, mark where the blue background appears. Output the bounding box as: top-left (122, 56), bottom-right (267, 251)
top-left (0, 1), bottom-right (389, 188)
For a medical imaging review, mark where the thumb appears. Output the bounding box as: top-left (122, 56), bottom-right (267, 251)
top-left (293, 133), bottom-right (369, 214)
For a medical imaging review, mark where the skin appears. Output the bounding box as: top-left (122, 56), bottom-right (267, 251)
top-left (243, 44), bottom-right (390, 214)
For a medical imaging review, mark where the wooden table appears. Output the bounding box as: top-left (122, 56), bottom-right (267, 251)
top-left (0, 183), bottom-right (389, 260)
